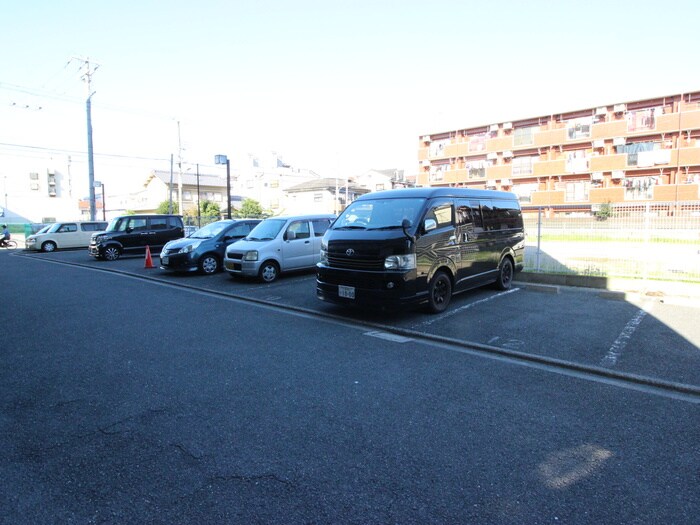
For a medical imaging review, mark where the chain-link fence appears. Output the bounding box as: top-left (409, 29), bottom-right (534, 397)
top-left (523, 201), bottom-right (700, 283)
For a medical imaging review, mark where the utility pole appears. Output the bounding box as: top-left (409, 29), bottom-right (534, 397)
top-left (72, 56), bottom-right (100, 220)
top-left (177, 121), bottom-right (183, 216)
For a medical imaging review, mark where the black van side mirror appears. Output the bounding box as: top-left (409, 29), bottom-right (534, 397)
top-left (402, 219), bottom-right (416, 243)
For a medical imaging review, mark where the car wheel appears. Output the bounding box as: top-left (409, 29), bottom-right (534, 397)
top-left (199, 254), bottom-right (220, 275)
top-left (41, 241), bottom-right (57, 252)
top-left (258, 261), bottom-right (280, 283)
top-left (427, 271), bottom-right (452, 313)
top-left (495, 257), bottom-right (514, 290)
top-left (103, 246), bottom-right (121, 261)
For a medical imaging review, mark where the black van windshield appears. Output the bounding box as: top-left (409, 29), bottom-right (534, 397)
top-left (334, 198), bottom-right (425, 230)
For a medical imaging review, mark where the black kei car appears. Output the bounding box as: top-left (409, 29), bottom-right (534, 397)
top-left (159, 219), bottom-right (261, 274)
top-left (89, 214), bottom-right (184, 261)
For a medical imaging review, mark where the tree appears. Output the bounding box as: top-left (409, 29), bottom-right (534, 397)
top-left (199, 200), bottom-right (221, 218)
top-left (156, 200), bottom-right (178, 214)
top-left (595, 201), bottom-right (612, 221)
top-left (236, 198), bottom-right (265, 218)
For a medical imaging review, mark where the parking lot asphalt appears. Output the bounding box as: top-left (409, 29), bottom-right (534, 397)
top-left (13, 248), bottom-right (700, 396)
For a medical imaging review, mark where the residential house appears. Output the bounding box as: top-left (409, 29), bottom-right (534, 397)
top-left (284, 177), bottom-right (371, 215)
top-left (354, 168), bottom-right (413, 192)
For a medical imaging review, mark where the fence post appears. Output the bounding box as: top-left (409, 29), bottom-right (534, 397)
top-left (536, 207), bottom-right (542, 272)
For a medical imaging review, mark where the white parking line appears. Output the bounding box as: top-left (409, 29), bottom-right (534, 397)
top-left (415, 288), bottom-right (521, 327)
top-left (364, 331), bottom-right (413, 343)
top-left (600, 309), bottom-right (648, 367)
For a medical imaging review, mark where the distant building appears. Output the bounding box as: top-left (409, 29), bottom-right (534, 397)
top-left (112, 170), bottom-right (230, 215)
top-left (284, 178), bottom-right (370, 215)
top-left (418, 91), bottom-right (700, 215)
top-left (1, 166), bottom-right (81, 223)
top-left (354, 168), bottom-right (413, 192)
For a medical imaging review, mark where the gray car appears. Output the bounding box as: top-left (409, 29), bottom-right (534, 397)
top-left (223, 214), bottom-right (335, 282)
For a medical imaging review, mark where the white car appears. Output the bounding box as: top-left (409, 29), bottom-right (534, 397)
top-left (25, 221), bottom-right (108, 252)
top-left (224, 214), bottom-right (335, 282)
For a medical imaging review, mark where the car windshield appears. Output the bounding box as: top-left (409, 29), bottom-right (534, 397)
top-left (246, 219), bottom-right (285, 241)
top-left (46, 223), bottom-right (62, 233)
top-left (333, 198), bottom-right (425, 230)
top-left (105, 217), bottom-right (123, 232)
top-left (189, 221), bottom-right (230, 239)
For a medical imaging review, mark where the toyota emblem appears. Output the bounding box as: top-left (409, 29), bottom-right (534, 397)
top-left (346, 248), bottom-right (355, 256)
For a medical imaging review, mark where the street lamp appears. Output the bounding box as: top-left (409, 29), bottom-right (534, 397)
top-left (215, 154), bottom-right (231, 219)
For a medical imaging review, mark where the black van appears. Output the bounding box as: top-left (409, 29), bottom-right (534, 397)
top-left (88, 214), bottom-right (184, 261)
top-left (316, 187), bottom-right (524, 313)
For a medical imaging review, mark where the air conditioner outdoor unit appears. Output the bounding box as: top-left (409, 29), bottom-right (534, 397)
top-left (595, 107), bottom-right (607, 116)
top-left (503, 150), bottom-right (513, 158)
top-left (613, 137), bottom-right (626, 146)
top-left (591, 172), bottom-right (604, 180)
top-left (593, 139), bottom-right (605, 148)
top-left (422, 135), bottom-right (431, 143)
top-left (489, 124), bottom-right (499, 132)
top-left (486, 152), bottom-right (498, 160)
top-left (502, 122), bottom-right (513, 130)
top-left (421, 159), bottom-right (431, 166)
top-left (612, 170), bottom-right (625, 179)
top-left (614, 103), bottom-right (627, 113)
top-left (500, 179), bottom-right (512, 185)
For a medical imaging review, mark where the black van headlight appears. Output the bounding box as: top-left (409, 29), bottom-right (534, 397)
top-left (384, 254), bottom-right (416, 270)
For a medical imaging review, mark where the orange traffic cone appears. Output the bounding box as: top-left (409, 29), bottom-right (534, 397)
top-left (144, 245), bottom-right (155, 269)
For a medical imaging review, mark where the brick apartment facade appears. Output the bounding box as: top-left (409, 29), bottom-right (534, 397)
top-left (417, 91), bottom-right (700, 215)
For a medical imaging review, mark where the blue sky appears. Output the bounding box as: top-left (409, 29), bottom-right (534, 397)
top-left (1, 0), bottom-right (699, 193)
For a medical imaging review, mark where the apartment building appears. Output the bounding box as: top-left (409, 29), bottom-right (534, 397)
top-left (417, 91), bottom-right (700, 215)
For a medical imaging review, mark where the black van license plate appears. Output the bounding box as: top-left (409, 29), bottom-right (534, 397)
top-left (338, 285), bottom-right (355, 299)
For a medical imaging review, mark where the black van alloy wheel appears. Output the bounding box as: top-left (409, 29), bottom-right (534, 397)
top-left (199, 254), bottom-right (220, 274)
top-left (495, 257), bottom-right (514, 290)
top-left (103, 246), bottom-right (121, 261)
top-left (428, 271), bottom-right (452, 313)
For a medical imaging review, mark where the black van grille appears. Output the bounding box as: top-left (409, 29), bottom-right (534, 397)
top-left (328, 253), bottom-right (384, 270)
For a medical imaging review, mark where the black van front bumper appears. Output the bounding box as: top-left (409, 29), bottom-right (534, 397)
top-left (316, 265), bottom-right (425, 310)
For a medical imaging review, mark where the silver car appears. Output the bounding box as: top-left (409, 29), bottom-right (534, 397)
top-left (223, 214), bottom-right (335, 282)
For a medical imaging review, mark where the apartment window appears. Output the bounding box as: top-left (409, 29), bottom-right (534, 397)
top-left (314, 193), bottom-right (323, 202)
top-left (183, 191), bottom-right (192, 200)
top-left (566, 117), bottom-right (592, 140)
top-left (626, 108), bottom-right (658, 132)
top-left (429, 164), bottom-right (447, 182)
top-left (565, 181), bottom-right (589, 202)
top-left (615, 141), bottom-right (670, 167)
top-left (624, 176), bottom-right (657, 200)
top-left (565, 151), bottom-right (590, 173)
top-left (429, 138), bottom-right (449, 157)
top-left (512, 156), bottom-right (537, 177)
top-left (468, 133), bottom-right (487, 153)
top-left (375, 183), bottom-right (385, 191)
top-left (30, 183), bottom-right (39, 191)
top-left (511, 183), bottom-right (539, 203)
top-left (513, 126), bottom-right (536, 146)
top-left (466, 160), bottom-right (490, 179)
